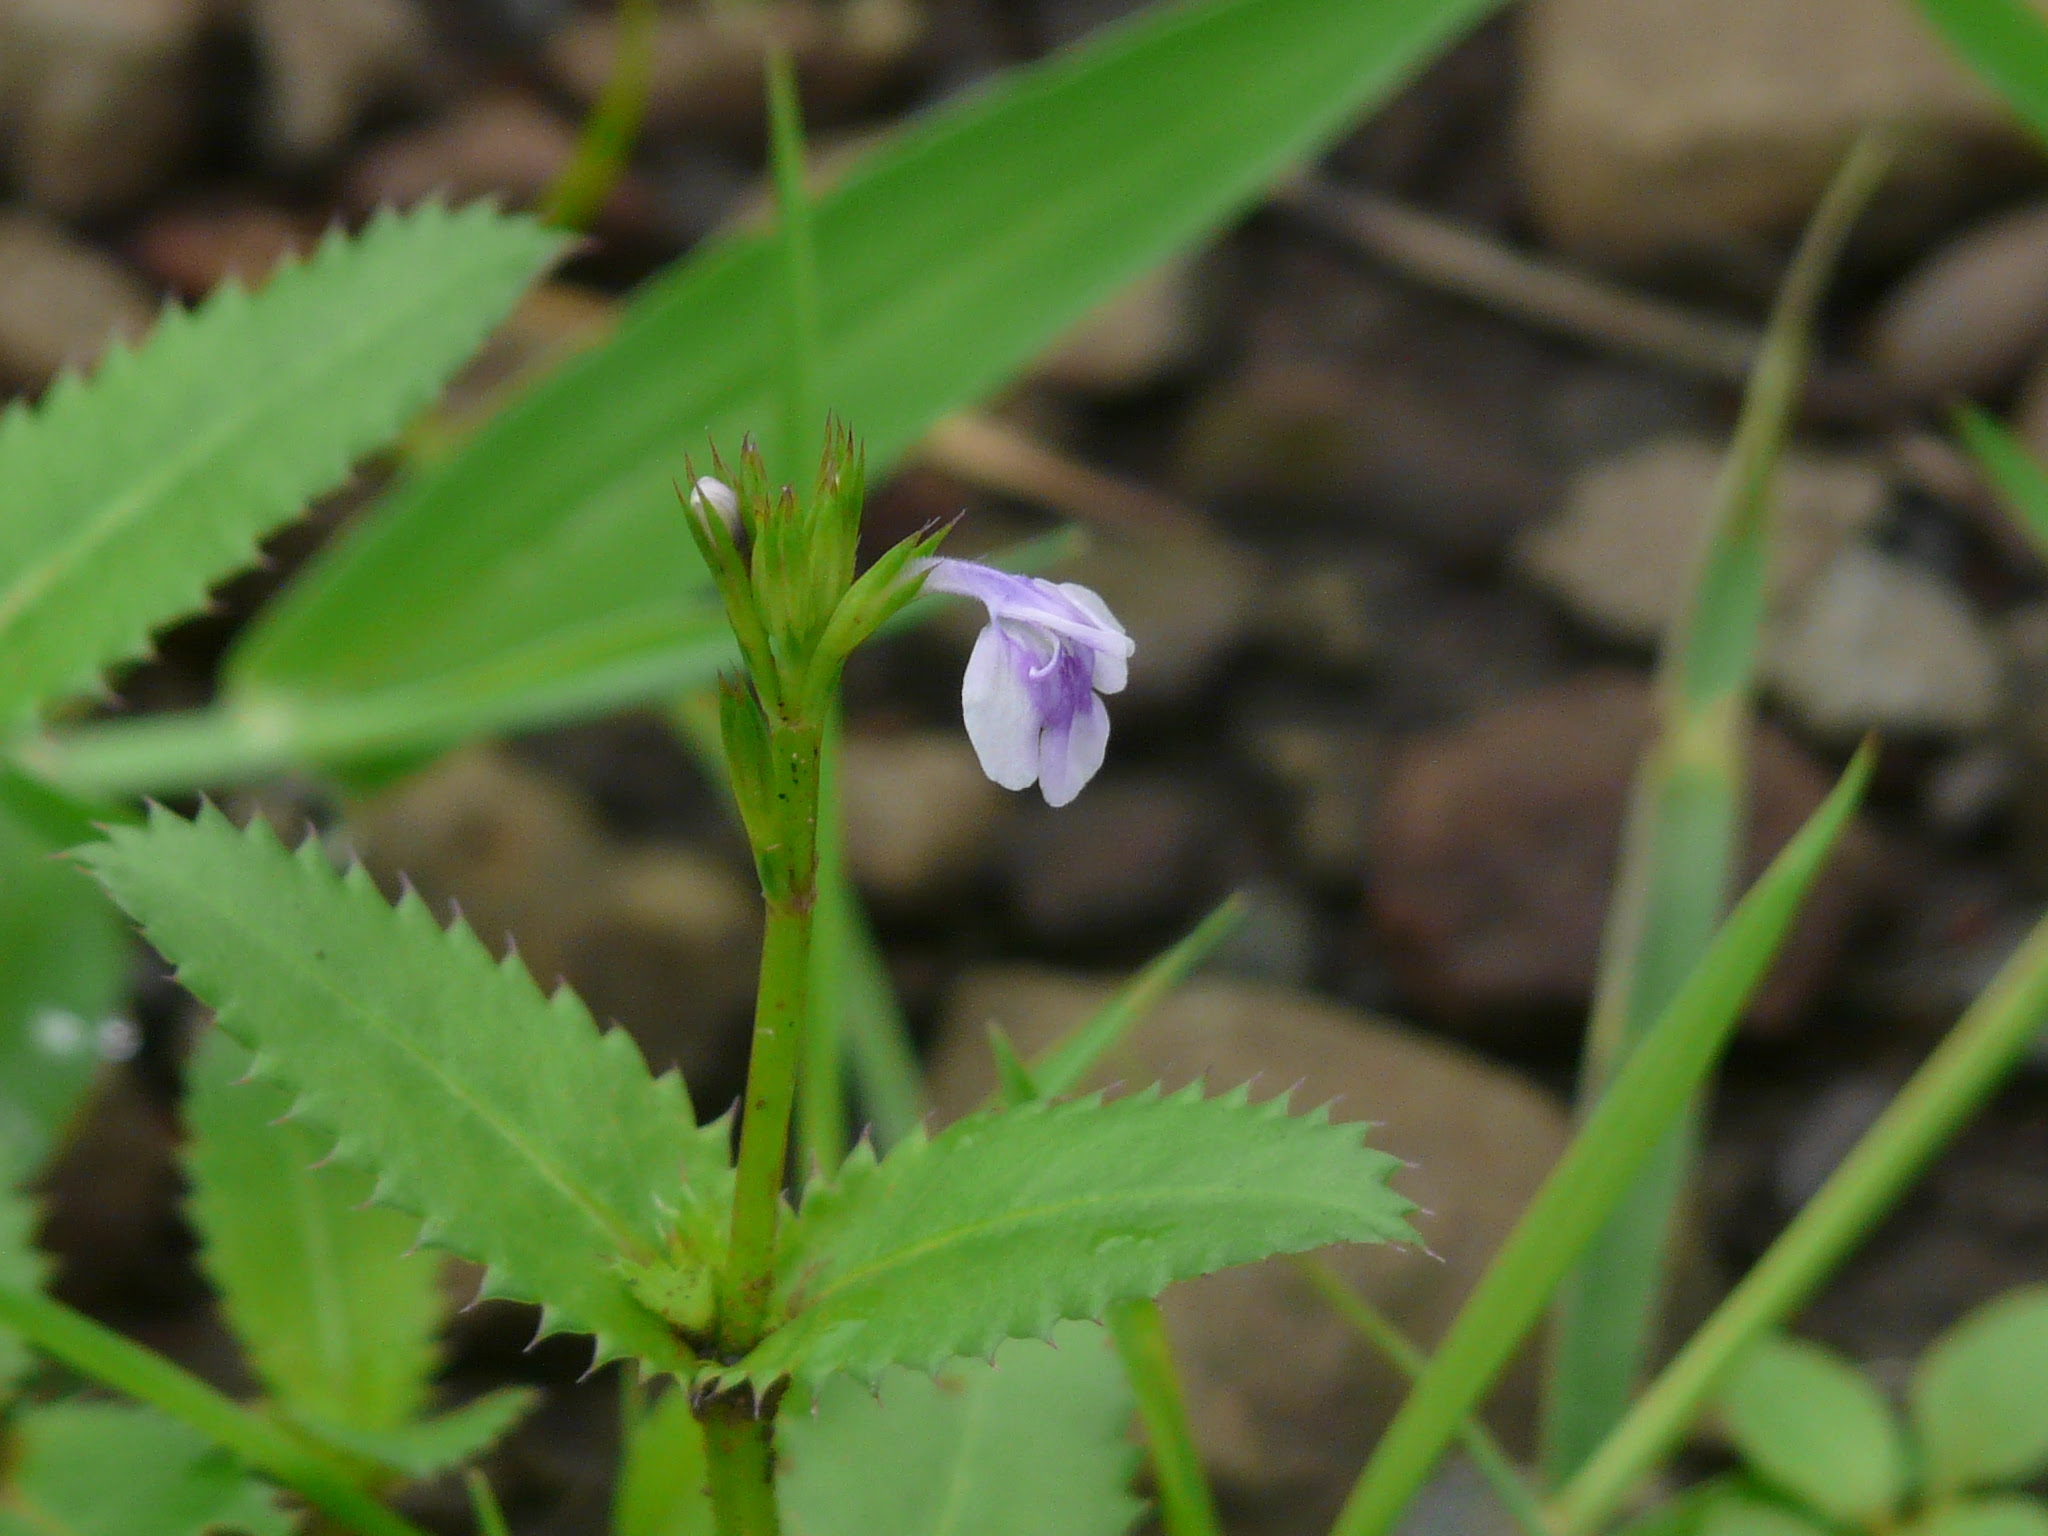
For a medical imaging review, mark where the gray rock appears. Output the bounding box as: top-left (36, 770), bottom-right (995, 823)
top-left (1237, 714), bottom-right (1385, 894)
top-left (250, 0), bottom-right (437, 162)
top-left (0, 0), bottom-right (209, 216)
top-left (1517, 437), bottom-right (1888, 646)
top-left (1774, 1074), bottom-right (1896, 1212)
top-left (1764, 544), bottom-right (2006, 739)
top-left (839, 730), bottom-right (1007, 912)
top-left (1517, 0), bottom-right (2038, 270)
top-left (0, 210), bottom-right (153, 386)
top-left (927, 969), bottom-right (1572, 1516)
top-left (1031, 254), bottom-right (1207, 398)
top-left (1867, 200), bottom-right (2048, 402)
top-left (1256, 562), bottom-right (1381, 678)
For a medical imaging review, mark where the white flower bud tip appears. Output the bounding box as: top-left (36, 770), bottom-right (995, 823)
top-left (690, 476), bottom-right (741, 537)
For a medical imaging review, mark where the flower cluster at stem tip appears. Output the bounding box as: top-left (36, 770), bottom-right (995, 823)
top-left (683, 429), bottom-right (1132, 808)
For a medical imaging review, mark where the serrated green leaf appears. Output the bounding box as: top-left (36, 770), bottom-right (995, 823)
top-left (183, 1028), bottom-right (442, 1438)
top-left (0, 203), bottom-right (564, 731)
top-left (1718, 1336), bottom-right (1906, 1526)
top-left (140, 0), bottom-right (1502, 777)
top-left (1912, 1286), bottom-right (2048, 1494)
top-left (735, 1084), bottom-right (1415, 1387)
top-left (83, 803), bottom-right (726, 1376)
top-left (302, 1387), bottom-right (538, 1481)
top-left (780, 1321), bottom-right (1140, 1536)
top-left (1908, 1496), bottom-right (2048, 1536)
top-left (0, 1403), bottom-right (295, 1536)
top-left (614, 1387), bottom-right (714, 1536)
top-left (0, 792), bottom-right (127, 1187)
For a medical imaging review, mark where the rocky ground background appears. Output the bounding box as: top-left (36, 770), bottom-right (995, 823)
top-left (17, 0), bottom-right (2048, 1531)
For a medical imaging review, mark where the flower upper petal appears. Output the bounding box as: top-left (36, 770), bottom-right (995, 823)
top-left (960, 623), bottom-right (1043, 791)
top-left (1038, 691), bottom-right (1110, 807)
top-left (1054, 581), bottom-right (1131, 693)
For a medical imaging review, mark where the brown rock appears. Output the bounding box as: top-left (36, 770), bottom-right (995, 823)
top-left (1517, 0), bottom-right (2041, 270)
top-left (250, 0), bottom-right (438, 162)
top-left (345, 92), bottom-right (581, 215)
top-left (130, 203), bottom-right (318, 299)
top-left (1176, 360), bottom-right (1558, 562)
top-left (562, 848), bottom-right (759, 1101)
top-left (1370, 672), bottom-right (1883, 1036)
top-left (927, 969), bottom-right (1571, 1512)
top-left (840, 730), bottom-right (1008, 912)
top-left (1006, 776), bottom-right (1222, 944)
top-left (0, 210), bottom-right (154, 386)
top-left (345, 745), bottom-right (612, 984)
top-left (1867, 201), bottom-right (2048, 402)
top-left (0, 0), bottom-right (209, 215)
top-left (545, 0), bottom-right (922, 141)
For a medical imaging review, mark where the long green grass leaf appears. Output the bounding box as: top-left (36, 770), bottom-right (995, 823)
top-left (1957, 404), bottom-right (2048, 560)
top-left (731, 1083), bottom-right (1415, 1389)
top-left (183, 1028), bottom-right (442, 1438)
top-left (0, 203), bottom-right (563, 731)
top-left (181, 0), bottom-right (1500, 765)
top-left (1332, 747), bottom-right (1874, 1536)
top-left (83, 804), bottom-right (725, 1376)
top-left (1542, 133), bottom-right (1892, 1480)
top-left (1913, 0), bottom-right (2048, 148)
top-left (1550, 906), bottom-right (2048, 1536)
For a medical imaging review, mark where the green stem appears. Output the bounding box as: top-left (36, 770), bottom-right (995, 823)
top-left (465, 1470), bottom-right (514, 1536)
top-left (703, 1396), bottom-right (783, 1536)
top-left (1106, 1298), bottom-right (1223, 1536)
top-left (1549, 908), bottom-right (2048, 1536)
top-left (0, 1283), bottom-right (429, 1536)
top-left (1294, 1257), bottom-right (1552, 1536)
top-left (798, 718), bottom-right (851, 1171)
top-left (723, 894), bottom-right (815, 1352)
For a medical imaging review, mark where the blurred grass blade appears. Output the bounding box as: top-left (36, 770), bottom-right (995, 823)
top-left (185, 0), bottom-right (1504, 770)
top-left (1913, 0), bottom-right (2048, 148)
top-left (540, 0), bottom-right (655, 232)
top-left (1956, 404), bottom-right (2048, 560)
top-left (1107, 1298), bottom-right (1223, 1536)
top-left (1028, 895), bottom-right (1247, 1100)
top-left (0, 1281), bottom-right (431, 1536)
top-left (1332, 746), bottom-right (1874, 1536)
top-left (1541, 132), bottom-right (1893, 1483)
top-left (1295, 1257), bottom-right (1549, 1536)
top-left (766, 44), bottom-right (824, 477)
top-left (1550, 906), bottom-right (2048, 1536)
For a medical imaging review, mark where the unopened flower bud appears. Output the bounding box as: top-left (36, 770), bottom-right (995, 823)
top-left (690, 476), bottom-right (741, 538)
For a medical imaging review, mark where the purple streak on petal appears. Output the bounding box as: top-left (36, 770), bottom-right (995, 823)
top-left (1038, 693), bottom-right (1110, 807)
top-left (961, 623), bottom-right (1042, 791)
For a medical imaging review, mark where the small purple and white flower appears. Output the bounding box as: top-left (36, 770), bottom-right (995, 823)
top-left (916, 558), bottom-right (1134, 808)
